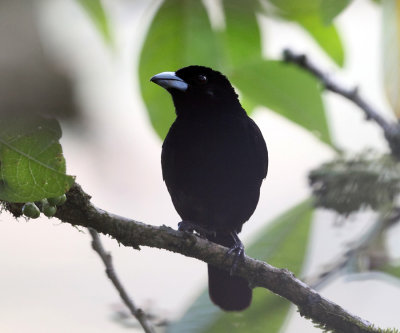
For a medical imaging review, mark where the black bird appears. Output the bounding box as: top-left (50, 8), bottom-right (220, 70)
top-left (151, 66), bottom-right (268, 311)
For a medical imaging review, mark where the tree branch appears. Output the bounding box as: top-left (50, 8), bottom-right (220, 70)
top-left (4, 183), bottom-right (389, 333)
top-left (283, 49), bottom-right (400, 159)
top-left (88, 228), bottom-right (156, 333)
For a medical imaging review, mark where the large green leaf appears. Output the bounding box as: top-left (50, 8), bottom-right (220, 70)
top-left (299, 17), bottom-right (344, 67)
top-left (139, 0), bottom-right (221, 139)
top-left (0, 115), bottom-right (74, 203)
top-left (167, 199), bottom-right (314, 333)
top-left (319, 0), bottom-right (352, 25)
top-left (219, 0), bottom-right (262, 115)
top-left (231, 60), bottom-right (332, 145)
top-left (220, 0), bottom-right (262, 69)
top-left (268, 0), bottom-right (321, 15)
top-left (78, 0), bottom-right (112, 45)
top-left (266, 0), bottom-right (345, 66)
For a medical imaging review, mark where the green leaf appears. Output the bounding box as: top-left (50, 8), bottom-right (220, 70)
top-left (320, 0), bottom-right (351, 24)
top-left (299, 17), bottom-right (345, 67)
top-left (267, 0), bottom-right (321, 16)
top-left (266, 0), bottom-right (345, 66)
top-left (0, 115), bottom-right (75, 203)
top-left (139, 0), bottom-right (221, 139)
top-left (167, 199), bottom-right (314, 333)
top-left (219, 0), bottom-right (263, 115)
top-left (78, 0), bottom-right (112, 45)
top-left (220, 0), bottom-right (262, 68)
top-left (231, 60), bottom-right (332, 145)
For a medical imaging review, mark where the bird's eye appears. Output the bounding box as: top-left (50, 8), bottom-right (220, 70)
top-left (196, 75), bottom-right (207, 84)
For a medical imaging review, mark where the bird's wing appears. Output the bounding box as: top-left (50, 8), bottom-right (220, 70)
top-left (161, 121), bottom-right (179, 182)
top-left (248, 117), bottom-right (268, 180)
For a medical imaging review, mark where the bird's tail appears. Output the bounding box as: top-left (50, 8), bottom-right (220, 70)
top-left (207, 233), bottom-right (252, 311)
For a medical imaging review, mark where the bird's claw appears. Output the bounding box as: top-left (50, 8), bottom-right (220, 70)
top-left (224, 232), bottom-right (245, 275)
top-left (178, 220), bottom-right (196, 233)
top-left (178, 221), bottom-right (215, 238)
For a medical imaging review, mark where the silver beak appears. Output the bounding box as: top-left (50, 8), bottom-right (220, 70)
top-left (150, 71), bottom-right (188, 92)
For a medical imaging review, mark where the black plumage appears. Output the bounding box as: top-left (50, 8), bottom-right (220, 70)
top-left (151, 66), bottom-right (268, 311)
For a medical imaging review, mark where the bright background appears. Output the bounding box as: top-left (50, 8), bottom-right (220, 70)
top-left (1, 0), bottom-right (400, 332)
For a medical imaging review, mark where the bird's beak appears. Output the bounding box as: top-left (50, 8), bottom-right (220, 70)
top-left (150, 72), bottom-right (188, 92)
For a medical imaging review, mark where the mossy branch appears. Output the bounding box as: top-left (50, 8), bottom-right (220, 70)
top-left (3, 183), bottom-right (394, 333)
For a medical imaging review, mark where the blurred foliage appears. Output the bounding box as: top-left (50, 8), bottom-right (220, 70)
top-left (381, 263), bottom-right (400, 279)
top-left (0, 115), bottom-right (74, 203)
top-left (168, 199), bottom-right (313, 333)
top-left (138, 0), bottom-right (347, 144)
top-left (220, 0), bottom-right (261, 68)
top-left (268, 0), bottom-right (346, 65)
top-left (298, 17), bottom-right (344, 66)
top-left (231, 61), bottom-right (330, 144)
top-left (382, 0), bottom-right (400, 118)
top-left (309, 154), bottom-right (400, 214)
top-left (218, 0), bottom-right (261, 115)
top-left (77, 0), bottom-right (113, 45)
top-left (267, 0), bottom-right (351, 27)
top-left (139, 0), bottom-right (220, 138)
top-left (320, 0), bottom-right (352, 24)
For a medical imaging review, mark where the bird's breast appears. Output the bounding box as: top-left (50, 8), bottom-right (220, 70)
top-left (161, 115), bottom-right (264, 228)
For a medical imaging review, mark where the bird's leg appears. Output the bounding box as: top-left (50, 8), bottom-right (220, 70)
top-left (178, 220), bottom-right (215, 238)
top-left (225, 231), bottom-right (245, 275)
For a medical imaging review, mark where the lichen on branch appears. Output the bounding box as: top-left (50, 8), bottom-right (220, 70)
top-left (1, 183), bottom-right (391, 333)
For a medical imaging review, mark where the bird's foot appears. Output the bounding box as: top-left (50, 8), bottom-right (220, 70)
top-left (178, 221), bottom-right (215, 238)
top-left (178, 220), bottom-right (196, 233)
top-left (224, 232), bottom-right (245, 276)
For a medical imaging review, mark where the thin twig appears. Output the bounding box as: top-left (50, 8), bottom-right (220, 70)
top-left (283, 49), bottom-right (400, 158)
top-left (88, 228), bottom-right (156, 333)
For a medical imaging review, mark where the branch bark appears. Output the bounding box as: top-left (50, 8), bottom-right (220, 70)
top-left (4, 183), bottom-right (386, 333)
top-left (283, 49), bottom-right (400, 159)
top-left (89, 228), bottom-right (156, 333)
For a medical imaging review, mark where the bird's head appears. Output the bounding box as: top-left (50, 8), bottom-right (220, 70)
top-left (150, 66), bottom-right (242, 116)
